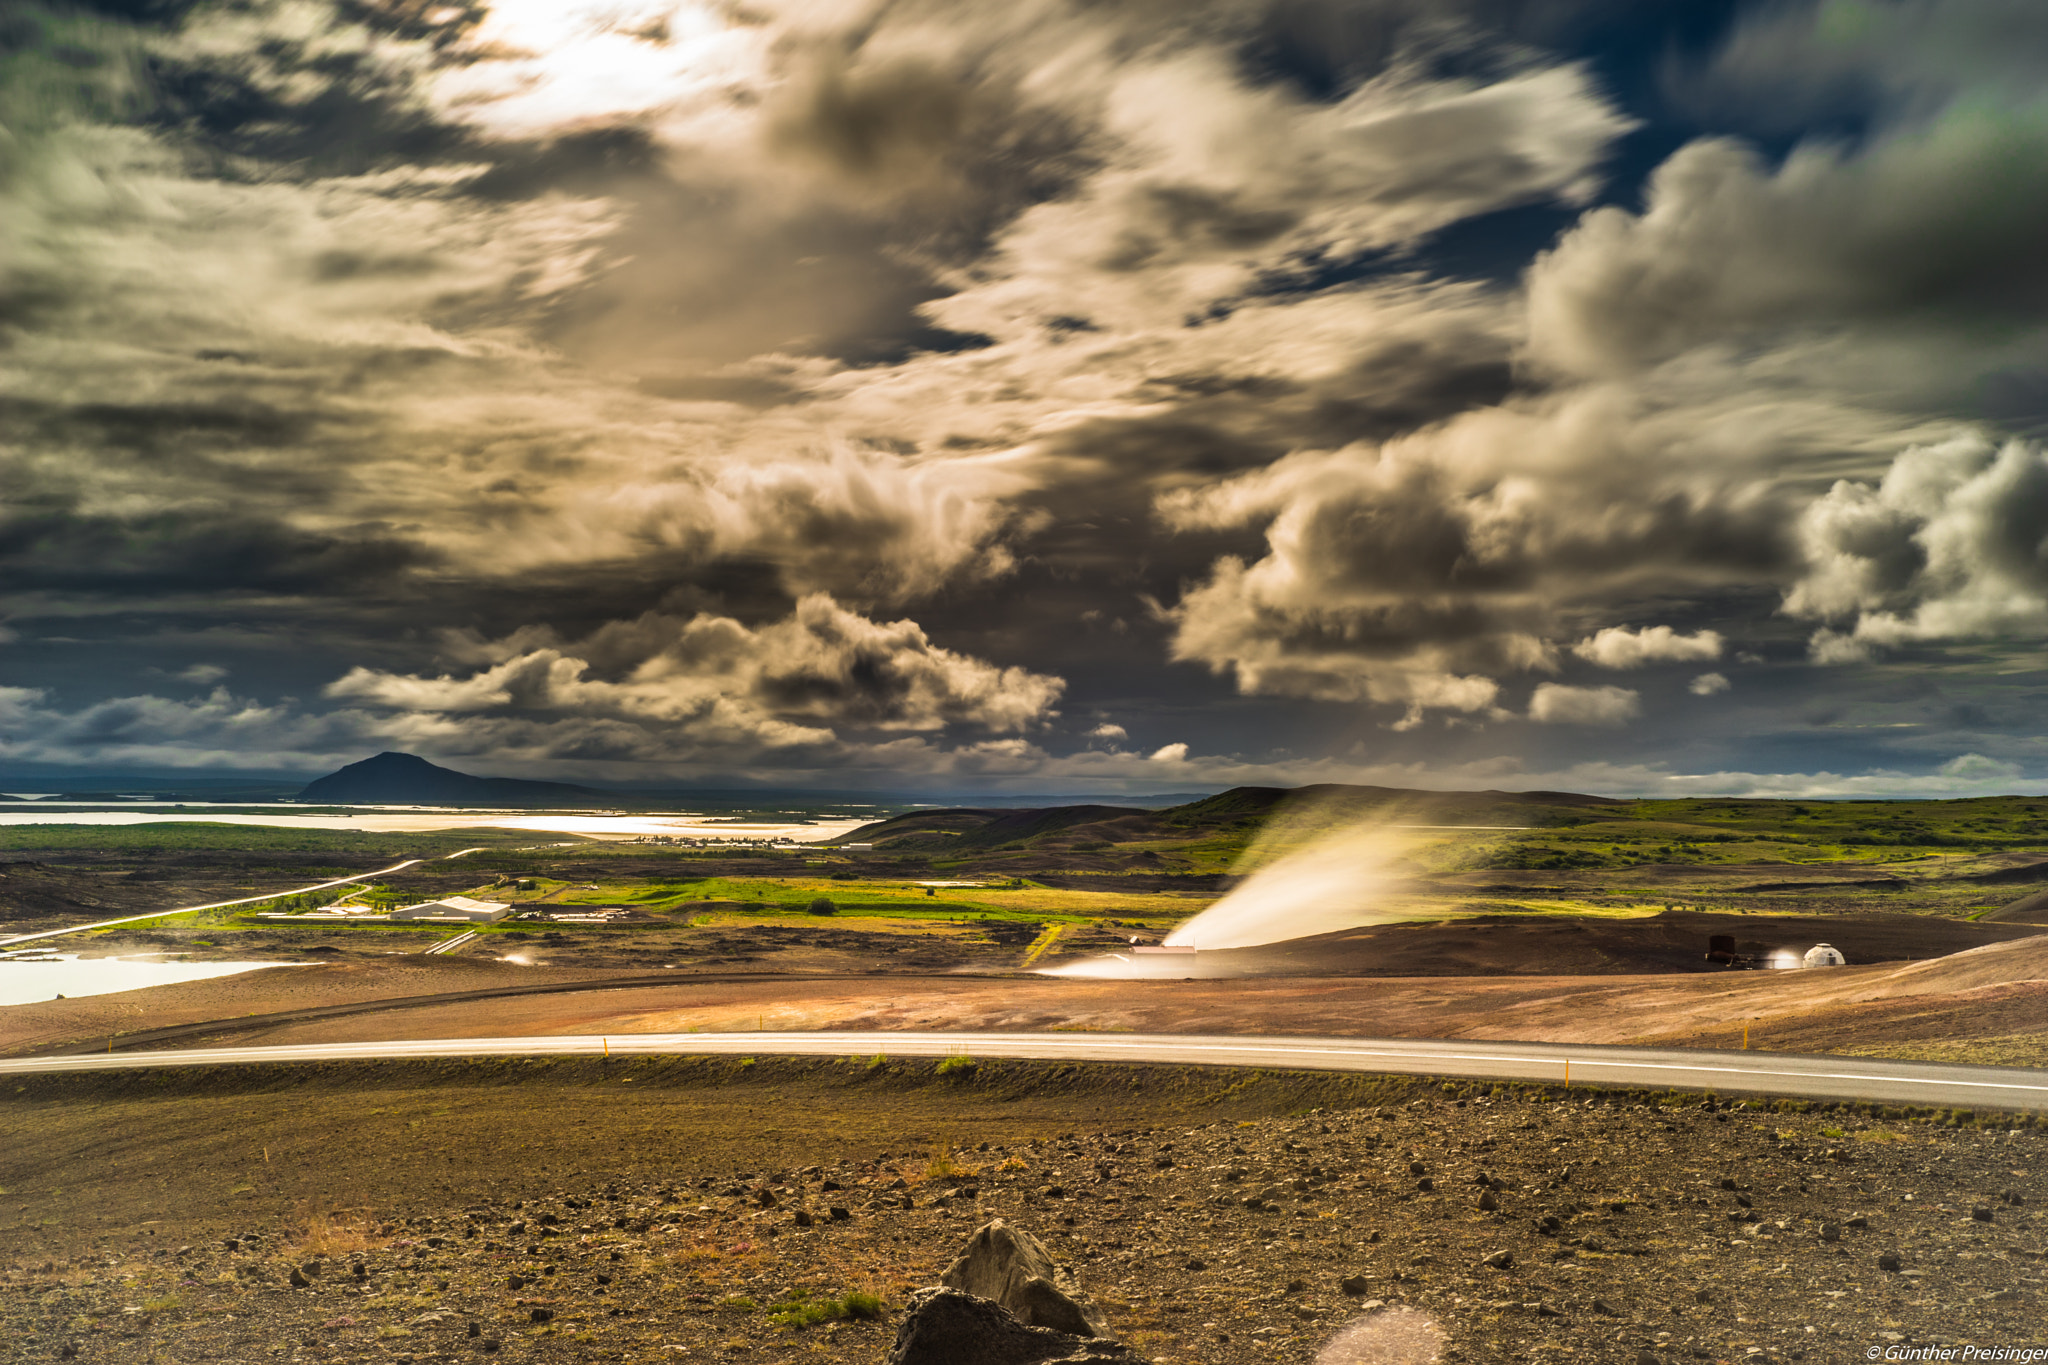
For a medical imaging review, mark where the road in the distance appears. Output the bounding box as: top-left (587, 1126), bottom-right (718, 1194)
top-left (4, 1030), bottom-right (2043, 1111)
top-left (0, 845), bottom-right (502, 952)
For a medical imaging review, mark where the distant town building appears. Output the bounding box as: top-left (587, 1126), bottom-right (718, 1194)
top-left (389, 896), bottom-right (513, 923)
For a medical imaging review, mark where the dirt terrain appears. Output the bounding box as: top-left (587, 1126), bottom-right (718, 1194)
top-left (0, 959), bottom-right (626, 1060)
top-left (1, 1058), bottom-right (2040, 1365)
top-left (9, 926), bottom-right (2035, 1070)
top-left (1132, 911), bottom-right (2048, 979)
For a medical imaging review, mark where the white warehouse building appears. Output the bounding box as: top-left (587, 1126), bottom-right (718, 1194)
top-left (388, 896), bottom-right (513, 923)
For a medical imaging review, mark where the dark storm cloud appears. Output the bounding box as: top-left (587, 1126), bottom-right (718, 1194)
top-left (0, 504), bottom-right (433, 597)
top-left (2, 0), bottom-right (2045, 793)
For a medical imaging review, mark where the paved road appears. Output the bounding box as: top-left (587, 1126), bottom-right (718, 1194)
top-left (4, 1030), bottom-right (2044, 1110)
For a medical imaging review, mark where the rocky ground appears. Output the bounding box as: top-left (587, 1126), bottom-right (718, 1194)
top-left (4, 1077), bottom-right (2042, 1365)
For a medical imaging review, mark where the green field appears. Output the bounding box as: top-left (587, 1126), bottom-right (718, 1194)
top-left (12, 788), bottom-right (2048, 947)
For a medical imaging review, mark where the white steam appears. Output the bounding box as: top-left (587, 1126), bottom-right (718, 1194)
top-left (1163, 825), bottom-right (1417, 951)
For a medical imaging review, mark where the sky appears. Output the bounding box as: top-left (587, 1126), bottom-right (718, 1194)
top-left (2, 0), bottom-right (2047, 798)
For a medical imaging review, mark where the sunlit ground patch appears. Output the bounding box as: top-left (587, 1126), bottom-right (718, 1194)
top-left (1316, 1306), bottom-right (1446, 1364)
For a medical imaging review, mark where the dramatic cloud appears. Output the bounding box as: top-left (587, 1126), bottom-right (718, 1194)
top-left (1, 0), bottom-right (2045, 792)
top-left (926, 58), bottom-right (1633, 336)
top-left (1785, 434), bottom-right (2048, 661)
top-left (1524, 119), bottom-right (2048, 394)
top-left (327, 595), bottom-right (1065, 744)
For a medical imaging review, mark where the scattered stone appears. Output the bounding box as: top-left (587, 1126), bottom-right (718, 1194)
top-left (1478, 1191), bottom-right (1500, 1211)
top-left (1879, 1253), bottom-right (1903, 1272)
top-left (16, 1090), bottom-right (2041, 1364)
top-left (1972, 1207), bottom-right (1994, 1222)
top-left (287, 1268), bottom-right (310, 1289)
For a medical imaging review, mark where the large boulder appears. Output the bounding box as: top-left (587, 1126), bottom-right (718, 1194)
top-left (942, 1218), bottom-right (1101, 1337)
top-left (882, 1288), bottom-right (1143, 1365)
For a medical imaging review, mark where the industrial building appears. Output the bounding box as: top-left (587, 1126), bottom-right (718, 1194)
top-left (388, 895), bottom-right (513, 923)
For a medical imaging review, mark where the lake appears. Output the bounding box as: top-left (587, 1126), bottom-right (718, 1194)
top-left (0, 954), bottom-right (306, 1007)
top-left (0, 808), bottom-right (871, 841)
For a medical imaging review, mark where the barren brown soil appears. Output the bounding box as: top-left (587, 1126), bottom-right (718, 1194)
top-left (56, 932), bottom-right (2046, 1067)
top-left (14, 908), bottom-right (2043, 1066)
top-left (0, 959), bottom-right (626, 1059)
top-left (1180, 911), bottom-right (2046, 978)
top-left (1, 1059), bottom-right (2041, 1365)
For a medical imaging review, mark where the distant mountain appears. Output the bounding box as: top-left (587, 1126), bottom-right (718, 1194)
top-left (296, 752), bottom-right (605, 808)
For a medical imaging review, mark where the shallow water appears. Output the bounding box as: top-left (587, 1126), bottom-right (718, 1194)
top-left (0, 953), bottom-right (303, 1007)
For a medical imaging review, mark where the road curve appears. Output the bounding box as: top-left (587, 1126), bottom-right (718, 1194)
top-left (4, 1030), bottom-right (2044, 1111)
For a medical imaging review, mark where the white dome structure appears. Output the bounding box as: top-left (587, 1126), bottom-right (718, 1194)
top-left (1803, 943), bottom-right (1846, 968)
